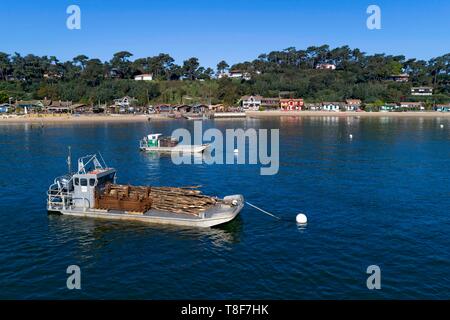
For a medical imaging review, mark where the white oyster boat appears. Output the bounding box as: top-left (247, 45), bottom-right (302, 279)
top-left (47, 154), bottom-right (243, 228)
top-left (139, 134), bottom-right (209, 153)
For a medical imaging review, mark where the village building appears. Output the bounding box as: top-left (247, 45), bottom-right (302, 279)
top-left (173, 104), bottom-right (207, 113)
top-left (229, 70), bottom-right (244, 79)
top-left (108, 68), bottom-right (123, 79)
top-left (344, 99), bottom-right (362, 111)
top-left (280, 98), bottom-right (304, 111)
top-left (134, 73), bottom-right (153, 81)
top-left (191, 104), bottom-right (208, 113)
top-left (435, 104), bottom-right (450, 112)
top-left (217, 72), bottom-right (228, 79)
top-left (261, 97), bottom-right (280, 110)
top-left (71, 103), bottom-right (90, 114)
top-left (209, 104), bottom-right (226, 112)
top-left (399, 102), bottom-right (424, 110)
top-left (43, 72), bottom-right (63, 80)
top-left (114, 96), bottom-right (137, 108)
top-left (14, 100), bottom-right (45, 113)
top-left (411, 87), bottom-right (433, 96)
top-left (0, 103), bottom-right (12, 113)
top-left (174, 104), bottom-right (191, 113)
top-left (42, 98), bottom-right (53, 108)
top-left (106, 105), bottom-right (117, 114)
top-left (109, 96), bottom-right (139, 113)
top-left (155, 104), bottom-right (174, 113)
top-left (46, 100), bottom-right (72, 113)
top-left (321, 102), bottom-right (342, 112)
top-left (380, 104), bottom-right (398, 112)
top-left (345, 99), bottom-right (362, 107)
top-left (389, 74), bottom-right (409, 82)
top-left (316, 63), bottom-right (336, 70)
top-left (219, 70), bottom-right (252, 81)
top-left (304, 103), bottom-right (321, 111)
top-left (240, 95), bottom-right (262, 111)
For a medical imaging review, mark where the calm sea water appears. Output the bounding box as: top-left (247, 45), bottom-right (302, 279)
top-left (0, 116), bottom-right (449, 299)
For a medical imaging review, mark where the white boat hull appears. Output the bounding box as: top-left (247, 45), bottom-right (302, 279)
top-left (140, 144), bottom-right (209, 153)
top-left (49, 195), bottom-right (244, 228)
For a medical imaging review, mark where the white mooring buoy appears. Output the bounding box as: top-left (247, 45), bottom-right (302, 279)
top-left (296, 213), bottom-right (308, 224)
top-left (440, 124), bottom-right (444, 129)
top-left (349, 134), bottom-right (353, 139)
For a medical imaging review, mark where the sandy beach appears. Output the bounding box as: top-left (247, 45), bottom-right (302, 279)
top-left (0, 114), bottom-right (170, 124)
top-left (247, 111), bottom-right (450, 118)
top-left (1, 111), bottom-right (450, 124)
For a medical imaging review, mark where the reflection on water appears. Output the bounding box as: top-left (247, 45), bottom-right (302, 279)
top-left (296, 223), bottom-right (308, 233)
top-left (141, 150), bottom-right (206, 163)
top-left (47, 213), bottom-right (243, 250)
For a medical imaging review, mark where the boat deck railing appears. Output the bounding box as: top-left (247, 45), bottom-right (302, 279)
top-left (47, 178), bottom-right (73, 210)
top-left (47, 190), bottom-right (72, 210)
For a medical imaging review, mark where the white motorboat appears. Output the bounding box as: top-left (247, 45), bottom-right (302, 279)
top-left (139, 134), bottom-right (209, 153)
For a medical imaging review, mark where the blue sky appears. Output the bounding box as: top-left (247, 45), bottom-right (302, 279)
top-left (1, 0), bottom-right (449, 68)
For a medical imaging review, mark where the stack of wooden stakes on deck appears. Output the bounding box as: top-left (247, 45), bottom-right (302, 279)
top-left (95, 184), bottom-right (218, 216)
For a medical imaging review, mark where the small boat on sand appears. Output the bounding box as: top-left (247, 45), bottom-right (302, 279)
top-left (47, 154), bottom-right (243, 227)
top-left (139, 133), bottom-right (209, 153)
top-left (182, 113), bottom-right (209, 120)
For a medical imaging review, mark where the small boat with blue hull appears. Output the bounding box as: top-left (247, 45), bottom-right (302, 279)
top-left (47, 154), bottom-right (243, 227)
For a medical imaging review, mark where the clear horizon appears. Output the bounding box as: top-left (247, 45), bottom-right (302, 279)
top-left (2, 0), bottom-right (449, 68)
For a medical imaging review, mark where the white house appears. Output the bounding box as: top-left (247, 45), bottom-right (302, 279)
top-left (316, 63), bottom-right (336, 70)
top-left (322, 102), bottom-right (341, 112)
top-left (114, 96), bottom-right (138, 112)
top-left (219, 70), bottom-right (252, 81)
top-left (411, 87), bottom-right (433, 96)
top-left (400, 102), bottom-right (424, 110)
top-left (217, 72), bottom-right (229, 79)
top-left (240, 95), bottom-right (262, 111)
top-left (134, 74), bottom-right (153, 81)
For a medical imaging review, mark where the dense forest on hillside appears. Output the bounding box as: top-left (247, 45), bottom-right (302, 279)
top-left (0, 45), bottom-right (449, 106)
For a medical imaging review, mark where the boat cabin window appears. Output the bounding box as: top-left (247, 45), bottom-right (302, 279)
top-left (74, 178), bottom-right (79, 186)
top-left (89, 179), bottom-right (96, 186)
top-left (80, 179), bottom-right (88, 187)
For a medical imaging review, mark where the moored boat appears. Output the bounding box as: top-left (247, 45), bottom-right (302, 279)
top-left (139, 133), bottom-right (209, 153)
top-left (47, 154), bottom-right (243, 227)
top-left (182, 113), bottom-right (210, 120)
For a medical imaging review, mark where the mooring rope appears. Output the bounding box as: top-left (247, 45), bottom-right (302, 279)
top-left (245, 201), bottom-right (282, 220)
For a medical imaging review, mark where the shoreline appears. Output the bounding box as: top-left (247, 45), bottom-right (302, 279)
top-left (246, 111), bottom-right (450, 118)
top-left (1, 111), bottom-right (450, 124)
top-left (0, 114), bottom-right (170, 124)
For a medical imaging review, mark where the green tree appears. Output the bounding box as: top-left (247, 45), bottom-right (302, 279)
top-left (217, 60), bottom-right (229, 74)
top-left (182, 57), bottom-right (201, 80)
top-left (110, 51), bottom-right (133, 78)
top-left (73, 55), bottom-right (89, 70)
top-left (0, 91), bottom-right (9, 103)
